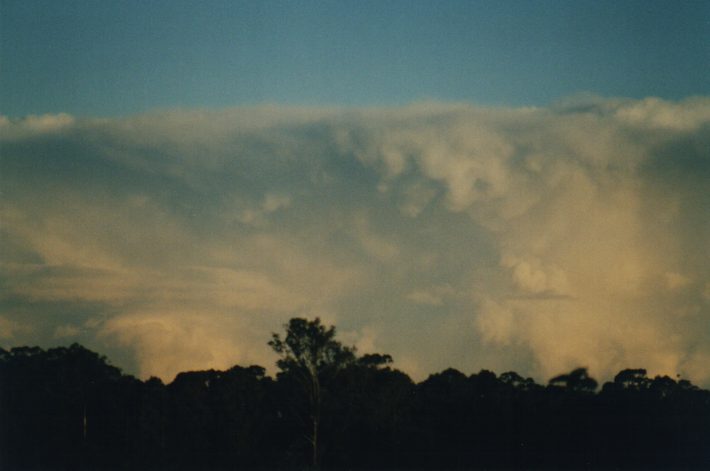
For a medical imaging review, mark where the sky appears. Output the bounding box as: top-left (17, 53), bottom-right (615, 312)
top-left (2, 0), bottom-right (708, 115)
top-left (1, 1), bottom-right (709, 386)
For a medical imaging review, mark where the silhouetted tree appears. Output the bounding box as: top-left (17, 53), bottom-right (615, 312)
top-left (548, 367), bottom-right (598, 393)
top-left (500, 371), bottom-right (538, 391)
top-left (326, 351), bottom-right (414, 468)
top-left (2, 327), bottom-right (710, 470)
top-left (269, 317), bottom-right (356, 468)
top-left (614, 368), bottom-right (650, 390)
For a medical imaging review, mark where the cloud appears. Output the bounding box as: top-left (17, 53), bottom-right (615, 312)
top-left (0, 113), bottom-right (75, 139)
top-left (1, 97), bottom-right (709, 386)
top-left (0, 316), bottom-right (33, 340)
top-left (98, 308), bottom-right (274, 382)
top-left (54, 324), bottom-right (81, 339)
top-left (502, 256), bottom-right (570, 296)
top-left (406, 285), bottom-right (455, 306)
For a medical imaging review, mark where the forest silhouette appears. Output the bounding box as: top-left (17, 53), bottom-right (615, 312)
top-left (1, 318), bottom-right (709, 470)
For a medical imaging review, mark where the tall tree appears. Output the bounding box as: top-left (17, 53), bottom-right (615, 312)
top-left (269, 318), bottom-right (355, 468)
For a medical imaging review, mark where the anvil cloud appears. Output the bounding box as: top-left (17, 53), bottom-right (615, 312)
top-left (1, 97), bottom-right (709, 385)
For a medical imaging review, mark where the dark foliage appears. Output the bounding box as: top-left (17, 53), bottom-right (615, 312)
top-left (1, 325), bottom-right (709, 470)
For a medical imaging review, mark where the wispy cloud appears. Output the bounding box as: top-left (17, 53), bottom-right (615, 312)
top-left (1, 97), bottom-right (709, 385)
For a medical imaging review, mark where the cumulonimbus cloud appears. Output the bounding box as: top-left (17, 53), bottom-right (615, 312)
top-left (1, 97), bottom-right (708, 385)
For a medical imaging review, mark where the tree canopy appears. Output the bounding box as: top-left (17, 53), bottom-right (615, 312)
top-left (1, 319), bottom-right (709, 470)
top-left (269, 317), bottom-right (356, 379)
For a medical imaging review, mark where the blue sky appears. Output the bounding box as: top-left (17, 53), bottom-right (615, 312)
top-left (2, 0), bottom-right (708, 116)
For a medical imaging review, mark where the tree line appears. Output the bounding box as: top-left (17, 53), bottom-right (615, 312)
top-left (1, 317), bottom-right (709, 470)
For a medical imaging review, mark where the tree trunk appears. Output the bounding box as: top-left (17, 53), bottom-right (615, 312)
top-left (312, 415), bottom-right (319, 468)
top-left (310, 370), bottom-right (320, 468)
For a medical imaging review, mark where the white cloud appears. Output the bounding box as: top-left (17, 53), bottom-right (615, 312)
top-left (1, 98), bottom-right (709, 386)
top-left (502, 256), bottom-right (569, 296)
top-left (614, 96), bottom-right (710, 131)
top-left (0, 113), bottom-right (75, 139)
